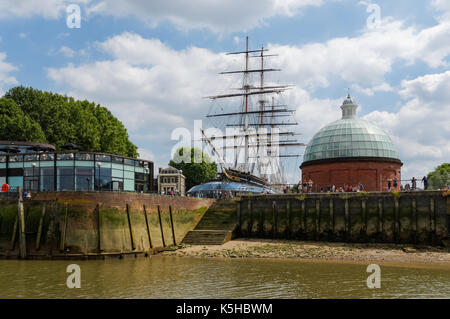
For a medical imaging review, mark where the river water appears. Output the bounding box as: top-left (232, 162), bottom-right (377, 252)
top-left (1, 256), bottom-right (449, 298)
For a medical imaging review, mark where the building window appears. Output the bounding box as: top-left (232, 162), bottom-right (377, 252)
top-left (75, 167), bottom-right (94, 190)
top-left (41, 167), bottom-right (54, 191)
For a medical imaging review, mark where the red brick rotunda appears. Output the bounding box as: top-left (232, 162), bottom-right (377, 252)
top-left (300, 95), bottom-right (402, 192)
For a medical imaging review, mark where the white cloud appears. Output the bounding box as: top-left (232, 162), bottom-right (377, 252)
top-left (0, 0), bottom-right (89, 20)
top-left (58, 46), bottom-right (76, 58)
top-left (432, 0), bottom-right (450, 21)
top-left (269, 18), bottom-right (450, 91)
top-left (0, 52), bottom-right (18, 92)
top-left (351, 82), bottom-right (393, 96)
top-left (363, 71), bottom-right (450, 179)
top-left (86, 0), bottom-right (324, 32)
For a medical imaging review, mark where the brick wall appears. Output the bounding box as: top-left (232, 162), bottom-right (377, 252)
top-left (301, 160), bottom-right (402, 192)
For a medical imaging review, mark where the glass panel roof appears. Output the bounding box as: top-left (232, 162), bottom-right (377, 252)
top-left (187, 181), bottom-right (273, 194)
top-left (303, 118), bottom-right (399, 162)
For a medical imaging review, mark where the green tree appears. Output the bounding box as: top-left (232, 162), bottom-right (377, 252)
top-left (0, 98), bottom-right (46, 142)
top-left (168, 147), bottom-right (218, 191)
top-left (427, 163), bottom-right (450, 190)
top-left (2, 86), bottom-right (138, 157)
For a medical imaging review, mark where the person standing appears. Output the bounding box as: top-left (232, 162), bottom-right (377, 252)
top-left (411, 177), bottom-right (417, 190)
top-left (422, 176), bottom-right (428, 190)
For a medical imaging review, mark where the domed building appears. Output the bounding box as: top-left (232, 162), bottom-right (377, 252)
top-left (300, 95), bottom-right (402, 192)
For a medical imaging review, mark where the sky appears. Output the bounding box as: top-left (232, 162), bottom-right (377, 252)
top-left (0, 0), bottom-right (449, 184)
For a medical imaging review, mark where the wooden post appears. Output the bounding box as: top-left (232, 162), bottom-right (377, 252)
top-left (430, 198), bottom-right (436, 233)
top-left (430, 198), bottom-right (436, 244)
top-left (344, 199), bottom-right (349, 236)
top-left (143, 205), bottom-right (153, 249)
top-left (329, 199), bottom-right (334, 234)
top-left (259, 202), bottom-right (265, 236)
top-left (157, 205), bottom-right (166, 247)
top-left (10, 215), bottom-right (18, 250)
top-left (60, 204), bottom-right (68, 251)
top-left (287, 200), bottom-right (291, 237)
top-left (17, 187), bottom-right (27, 258)
top-left (412, 198), bottom-right (417, 243)
top-left (378, 199), bottom-right (383, 234)
top-left (97, 204), bottom-right (102, 253)
top-left (301, 200), bottom-right (306, 232)
top-left (236, 201), bottom-right (241, 235)
top-left (394, 198), bottom-right (399, 242)
top-left (272, 201), bottom-right (277, 237)
top-left (362, 200), bottom-right (367, 237)
top-left (35, 204), bottom-right (46, 251)
top-left (315, 199), bottom-right (320, 237)
top-left (169, 206), bottom-right (176, 246)
top-left (126, 204), bottom-right (136, 250)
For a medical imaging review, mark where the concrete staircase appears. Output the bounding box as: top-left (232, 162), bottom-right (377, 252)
top-left (182, 199), bottom-right (238, 245)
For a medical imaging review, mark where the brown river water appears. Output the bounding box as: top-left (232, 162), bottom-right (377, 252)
top-left (1, 256), bottom-right (449, 298)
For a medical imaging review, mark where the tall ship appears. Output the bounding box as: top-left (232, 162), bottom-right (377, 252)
top-left (188, 37), bottom-right (304, 196)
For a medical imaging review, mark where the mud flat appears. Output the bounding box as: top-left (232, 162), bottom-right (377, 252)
top-left (161, 238), bottom-right (450, 266)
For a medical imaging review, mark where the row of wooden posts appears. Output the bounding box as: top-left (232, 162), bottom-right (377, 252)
top-left (9, 187), bottom-right (178, 259)
top-left (237, 197), bottom-right (438, 241)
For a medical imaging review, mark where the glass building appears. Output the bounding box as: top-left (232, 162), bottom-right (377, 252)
top-left (0, 141), bottom-right (154, 193)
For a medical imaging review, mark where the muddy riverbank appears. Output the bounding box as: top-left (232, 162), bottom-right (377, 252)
top-left (161, 238), bottom-right (450, 265)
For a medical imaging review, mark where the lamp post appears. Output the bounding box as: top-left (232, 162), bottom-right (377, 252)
top-left (96, 162), bottom-right (101, 191)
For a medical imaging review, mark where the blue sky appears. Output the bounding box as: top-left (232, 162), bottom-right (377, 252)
top-left (0, 0), bottom-right (449, 184)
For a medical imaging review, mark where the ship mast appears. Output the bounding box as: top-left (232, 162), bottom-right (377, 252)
top-left (203, 37), bottom-right (305, 186)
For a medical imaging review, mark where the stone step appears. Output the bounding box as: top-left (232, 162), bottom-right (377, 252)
top-left (182, 230), bottom-right (233, 245)
top-left (180, 199), bottom-right (238, 245)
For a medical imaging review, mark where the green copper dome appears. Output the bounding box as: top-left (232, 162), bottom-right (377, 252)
top-left (303, 95), bottom-right (399, 162)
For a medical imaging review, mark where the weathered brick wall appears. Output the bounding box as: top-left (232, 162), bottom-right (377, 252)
top-left (301, 160), bottom-right (402, 192)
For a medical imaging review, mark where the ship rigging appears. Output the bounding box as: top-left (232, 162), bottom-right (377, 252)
top-left (201, 36), bottom-right (305, 190)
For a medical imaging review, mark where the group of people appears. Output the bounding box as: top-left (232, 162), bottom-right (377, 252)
top-left (290, 180), bottom-right (365, 194)
top-left (160, 189), bottom-right (179, 196)
top-left (400, 176), bottom-right (428, 191)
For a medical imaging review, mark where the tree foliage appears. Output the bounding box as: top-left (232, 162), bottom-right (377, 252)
top-left (1, 86), bottom-right (138, 157)
top-left (168, 147), bottom-right (217, 191)
top-left (427, 163), bottom-right (450, 190)
top-left (0, 98), bottom-right (46, 142)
